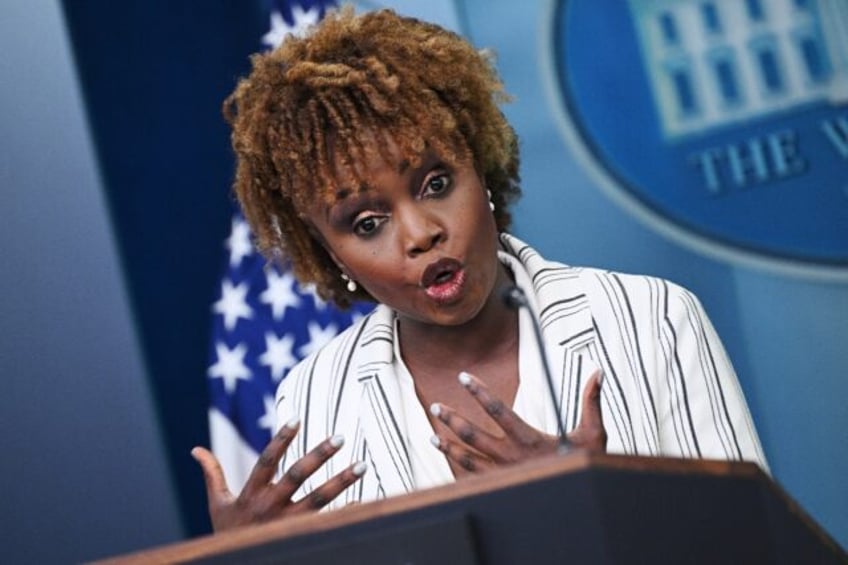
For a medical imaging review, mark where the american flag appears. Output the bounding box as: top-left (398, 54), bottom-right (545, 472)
top-left (206, 0), bottom-right (373, 492)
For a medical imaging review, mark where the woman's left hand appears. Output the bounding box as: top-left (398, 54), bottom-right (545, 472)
top-left (430, 370), bottom-right (606, 473)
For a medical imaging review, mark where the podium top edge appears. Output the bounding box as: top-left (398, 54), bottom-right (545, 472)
top-left (95, 453), bottom-right (766, 564)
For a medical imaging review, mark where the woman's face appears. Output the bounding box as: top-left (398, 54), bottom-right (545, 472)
top-left (305, 141), bottom-right (502, 328)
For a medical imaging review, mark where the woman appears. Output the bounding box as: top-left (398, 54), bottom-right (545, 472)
top-left (192, 7), bottom-right (767, 531)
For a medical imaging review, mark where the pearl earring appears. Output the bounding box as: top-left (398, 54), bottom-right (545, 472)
top-left (486, 189), bottom-right (495, 212)
top-left (341, 273), bottom-right (357, 293)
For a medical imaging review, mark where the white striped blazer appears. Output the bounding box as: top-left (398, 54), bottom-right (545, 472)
top-left (275, 233), bottom-right (768, 509)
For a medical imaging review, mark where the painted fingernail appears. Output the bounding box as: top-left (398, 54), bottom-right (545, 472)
top-left (458, 371), bottom-right (472, 387)
top-left (430, 435), bottom-right (441, 448)
top-left (284, 416), bottom-right (301, 430)
top-left (430, 403), bottom-right (441, 417)
top-left (352, 461), bottom-right (368, 477)
top-left (330, 434), bottom-right (345, 448)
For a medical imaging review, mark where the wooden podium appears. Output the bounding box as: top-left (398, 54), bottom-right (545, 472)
top-left (101, 452), bottom-right (845, 564)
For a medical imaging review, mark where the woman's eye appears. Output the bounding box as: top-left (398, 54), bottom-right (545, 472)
top-left (353, 215), bottom-right (383, 236)
top-left (424, 173), bottom-right (451, 196)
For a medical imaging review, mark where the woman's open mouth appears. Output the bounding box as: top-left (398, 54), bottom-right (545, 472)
top-left (421, 258), bottom-right (466, 304)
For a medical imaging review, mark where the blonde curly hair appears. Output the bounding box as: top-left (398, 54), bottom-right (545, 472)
top-left (224, 7), bottom-right (521, 308)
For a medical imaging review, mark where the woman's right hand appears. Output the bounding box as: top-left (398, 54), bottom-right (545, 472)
top-left (191, 418), bottom-right (367, 532)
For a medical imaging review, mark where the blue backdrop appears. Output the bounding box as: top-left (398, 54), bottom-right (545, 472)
top-left (1, 1), bottom-right (844, 562)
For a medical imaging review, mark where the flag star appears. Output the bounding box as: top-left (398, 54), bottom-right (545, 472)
top-left (260, 269), bottom-right (301, 319)
top-left (226, 217), bottom-right (253, 268)
top-left (259, 332), bottom-right (297, 382)
top-left (213, 279), bottom-right (253, 331)
top-left (298, 321), bottom-right (338, 358)
top-left (208, 342), bottom-right (252, 394)
top-left (262, 11), bottom-right (290, 49)
top-left (257, 394), bottom-right (275, 432)
top-left (262, 5), bottom-right (320, 49)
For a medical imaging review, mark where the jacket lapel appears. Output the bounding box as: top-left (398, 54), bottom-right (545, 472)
top-left (351, 306), bottom-right (415, 498)
top-left (500, 233), bottom-right (600, 433)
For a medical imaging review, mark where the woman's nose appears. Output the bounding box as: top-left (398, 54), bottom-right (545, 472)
top-left (401, 209), bottom-right (444, 257)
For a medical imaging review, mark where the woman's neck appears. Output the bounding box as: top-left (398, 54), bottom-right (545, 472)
top-left (397, 264), bottom-right (519, 375)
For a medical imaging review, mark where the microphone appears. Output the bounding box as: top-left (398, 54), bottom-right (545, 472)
top-left (502, 285), bottom-right (571, 452)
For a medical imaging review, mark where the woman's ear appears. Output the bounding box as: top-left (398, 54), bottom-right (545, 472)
top-left (326, 248), bottom-right (347, 277)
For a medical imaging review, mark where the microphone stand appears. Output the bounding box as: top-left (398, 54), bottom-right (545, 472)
top-left (502, 286), bottom-right (572, 453)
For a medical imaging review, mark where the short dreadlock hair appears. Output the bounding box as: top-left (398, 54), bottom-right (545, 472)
top-left (224, 6), bottom-right (521, 308)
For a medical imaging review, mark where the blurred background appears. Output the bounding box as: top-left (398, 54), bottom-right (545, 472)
top-left (1, 0), bottom-right (845, 562)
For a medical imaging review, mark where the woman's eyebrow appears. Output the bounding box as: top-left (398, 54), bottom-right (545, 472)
top-left (326, 192), bottom-right (378, 223)
top-left (398, 149), bottom-right (441, 175)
